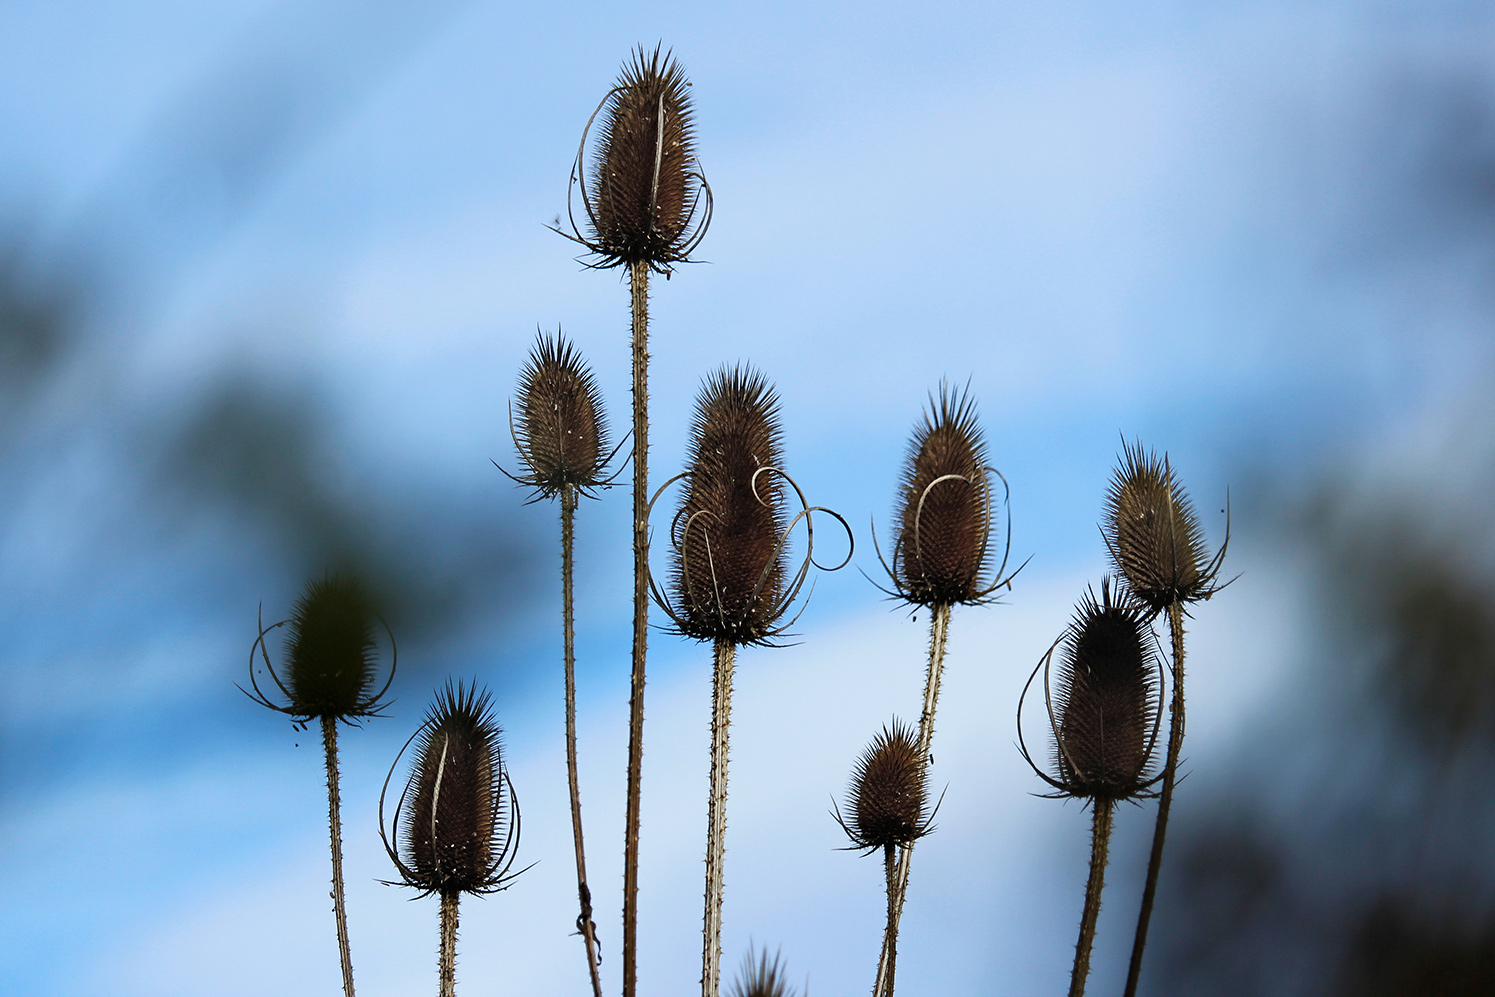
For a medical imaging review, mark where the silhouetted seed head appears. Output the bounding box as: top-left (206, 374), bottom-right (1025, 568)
top-left (1051, 579), bottom-right (1160, 802)
top-left (1103, 439), bottom-right (1220, 613)
top-left (390, 682), bottom-right (520, 897)
top-left (891, 384), bottom-right (996, 606)
top-left (244, 573), bottom-right (394, 723)
top-left (670, 365), bottom-right (787, 645)
top-left (837, 720), bottom-right (932, 853)
top-left (728, 947), bottom-right (796, 997)
top-left (513, 331), bottom-right (610, 498)
top-left (577, 45), bottom-right (710, 272)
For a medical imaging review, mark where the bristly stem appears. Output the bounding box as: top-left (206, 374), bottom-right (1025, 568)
top-left (623, 259), bottom-right (651, 997)
top-left (1122, 599), bottom-right (1187, 997)
top-left (702, 638), bottom-right (737, 997)
top-left (881, 843), bottom-right (899, 997)
top-left (321, 715), bottom-right (356, 997)
top-left (874, 601), bottom-right (951, 997)
top-left (1069, 802), bottom-right (1115, 997)
top-left (439, 890), bottom-right (459, 997)
top-left (561, 484), bottom-right (605, 997)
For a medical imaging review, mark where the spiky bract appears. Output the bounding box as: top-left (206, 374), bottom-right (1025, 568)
top-left (579, 45), bottom-right (709, 271)
top-left (837, 720), bottom-right (932, 853)
top-left (891, 384), bottom-right (995, 606)
top-left (1103, 440), bottom-right (1220, 614)
top-left (387, 681), bottom-right (520, 897)
top-left (1051, 579), bottom-right (1161, 802)
top-left (728, 948), bottom-right (796, 997)
top-left (669, 365), bottom-right (788, 645)
top-left (513, 331), bottom-right (610, 498)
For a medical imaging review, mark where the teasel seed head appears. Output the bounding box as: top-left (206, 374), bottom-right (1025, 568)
top-left (1019, 578), bottom-right (1163, 803)
top-left (557, 44), bottom-right (712, 273)
top-left (379, 681), bottom-right (522, 897)
top-left (1102, 439), bottom-right (1227, 614)
top-left (728, 947), bottom-right (796, 997)
top-left (510, 330), bottom-right (612, 499)
top-left (666, 365), bottom-right (789, 645)
top-left (882, 382), bottom-right (1012, 607)
top-left (243, 572), bottom-right (395, 723)
top-left (835, 719), bottom-right (934, 853)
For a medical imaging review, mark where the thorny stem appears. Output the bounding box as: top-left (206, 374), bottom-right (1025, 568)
top-left (561, 485), bottom-right (605, 997)
top-left (623, 260), bottom-right (650, 997)
top-left (702, 639), bottom-right (737, 997)
top-left (322, 715), bottom-right (356, 997)
top-left (881, 843), bottom-right (899, 997)
top-left (1122, 600), bottom-right (1187, 997)
top-left (439, 890), bottom-right (459, 997)
top-left (1069, 802), bottom-right (1115, 997)
top-left (874, 601), bottom-right (951, 997)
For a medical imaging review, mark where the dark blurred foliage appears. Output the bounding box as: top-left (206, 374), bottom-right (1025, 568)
top-left (0, 239), bottom-right (79, 419)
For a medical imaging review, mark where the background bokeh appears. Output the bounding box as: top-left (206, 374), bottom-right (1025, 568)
top-left (3, 2), bottom-right (1494, 994)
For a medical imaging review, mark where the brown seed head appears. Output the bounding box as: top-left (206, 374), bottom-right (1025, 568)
top-left (728, 948), bottom-right (796, 997)
top-left (837, 719), bottom-right (931, 853)
top-left (394, 681), bottom-right (518, 897)
top-left (1052, 578), bottom-right (1160, 801)
top-left (583, 45), bottom-right (707, 271)
top-left (891, 384), bottom-right (995, 606)
top-left (1103, 439), bottom-right (1216, 613)
top-left (513, 331), bottom-right (609, 498)
top-left (670, 365), bottom-right (787, 645)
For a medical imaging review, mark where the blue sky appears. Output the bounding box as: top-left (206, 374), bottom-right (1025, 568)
top-left (2, 1), bottom-right (1494, 994)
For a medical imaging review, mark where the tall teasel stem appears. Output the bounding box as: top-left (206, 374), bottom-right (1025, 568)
top-left (322, 716), bottom-right (356, 997)
top-left (623, 257), bottom-right (650, 997)
top-left (882, 844), bottom-right (899, 997)
top-left (439, 890), bottom-right (459, 997)
top-left (702, 638), bottom-right (736, 997)
top-left (1069, 802), bottom-right (1115, 997)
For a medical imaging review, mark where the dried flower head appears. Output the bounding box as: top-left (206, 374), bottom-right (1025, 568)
top-left (728, 947), bottom-right (796, 997)
top-left (1019, 578), bottom-right (1163, 802)
top-left (880, 383), bottom-right (1013, 607)
top-left (244, 573), bottom-right (395, 723)
top-left (835, 719), bottom-right (934, 853)
top-left (380, 681), bottom-right (522, 897)
top-left (1102, 439), bottom-right (1227, 614)
top-left (557, 44), bottom-right (711, 273)
top-left (510, 330), bottom-right (613, 499)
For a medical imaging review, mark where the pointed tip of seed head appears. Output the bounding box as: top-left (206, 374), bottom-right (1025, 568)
top-left (729, 946), bottom-right (796, 997)
top-left (513, 329), bottom-right (609, 497)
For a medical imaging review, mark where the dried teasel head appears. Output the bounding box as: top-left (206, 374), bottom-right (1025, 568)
top-left (509, 330), bottom-right (613, 499)
top-left (243, 573), bottom-right (395, 723)
top-left (728, 947), bottom-right (797, 997)
top-left (379, 681), bottom-right (522, 897)
top-left (557, 44), bottom-right (712, 273)
top-left (1102, 439), bottom-right (1227, 615)
top-left (1019, 578), bottom-right (1164, 803)
top-left (881, 382), bottom-right (1013, 607)
top-left (835, 719), bottom-right (934, 853)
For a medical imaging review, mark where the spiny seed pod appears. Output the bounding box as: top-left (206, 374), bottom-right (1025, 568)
top-left (244, 573), bottom-right (394, 722)
top-left (566, 44), bottom-right (711, 272)
top-left (1048, 579), bottom-right (1161, 801)
top-left (728, 948), bottom-right (796, 997)
top-left (888, 384), bottom-right (1004, 607)
top-left (1102, 439), bottom-right (1224, 614)
top-left (669, 365), bottom-right (787, 645)
top-left (835, 720), bottom-right (932, 853)
top-left (512, 330), bottom-right (611, 498)
top-left (381, 681), bottom-right (521, 897)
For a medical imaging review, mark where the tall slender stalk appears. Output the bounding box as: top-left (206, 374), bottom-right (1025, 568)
top-left (1069, 802), bottom-right (1115, 997)
top-left (702, 638), bottom-right (737, 997)
top-left (321, 715), bottom-right (356, 997)
top-left (1122, 600), bottom-right (1186, 997)
top-left (875, 601), bottom-right (951, 997)
top-left (623, 259), bottom-right (651, 997)
top-left (881, 843), bottom-right (899, 997)
top-left (439, 891), bottom-right (459, 997)
top-left (560, 484), bottom-right (605, 997)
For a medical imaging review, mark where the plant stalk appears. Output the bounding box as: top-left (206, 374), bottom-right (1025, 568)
top-left (439, 890), bottom-right (459, 997)
top-left (874, 601), bottom-right (951, 997)
top-left (702, 638), bottom-right (737, 997)
top-left (880, 843), bottom-right (899, 997)
top-left (623, 259), bottom-right (651, 997)
top-left (321, 715), bottom-right (356, 997)
top-left (1069, 801), bottom-right (1115, 997)
top-left (1122, 599), bottom-right (1187, 997)
top-left (561, 484), bottom-right (605, 997)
